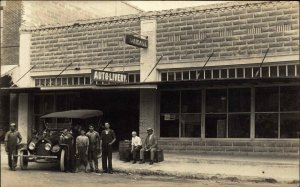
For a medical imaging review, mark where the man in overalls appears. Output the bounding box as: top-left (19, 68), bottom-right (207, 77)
top-left (4, 123), bottom-right (22, 171)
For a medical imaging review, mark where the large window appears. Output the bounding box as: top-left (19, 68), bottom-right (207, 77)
top-left (205, 88), bottom-right (251, 138)
top-left (160, 91), bottom-right (180, 137)
top-left (280, 86), bottom-right (300, 138)
top-left (160, 90), bottom-right (201, 138)
top-left (228, 88), bottom-right (251, 138)
top-left (255, 86), bottom-right (300, 139)
top-left (160, 86), bottom-right (299, 139)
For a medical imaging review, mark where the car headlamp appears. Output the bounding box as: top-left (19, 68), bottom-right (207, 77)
top-left (45, 143), bottom-right (52, 151)
top-left (28, 142), bottom-right (35, 150)
top-left (51, 145), bottom-right (60, 153)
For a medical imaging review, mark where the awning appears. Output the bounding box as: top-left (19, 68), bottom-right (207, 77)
top-left (40, 109), bottom-right (103, 119)
top-left (40, 84), bottom-right (157, 91)
top-left (155, 77), bottom-right (300, 89)
top-left (0, 87), bottom-right (41, 93)
top-left (1, 65), bottom-right (18, 77)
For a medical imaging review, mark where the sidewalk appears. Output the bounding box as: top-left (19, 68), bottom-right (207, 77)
top-left (111, 152), bottom-right (299, 184)
top-left (1, 144), bottom-right (299, 184)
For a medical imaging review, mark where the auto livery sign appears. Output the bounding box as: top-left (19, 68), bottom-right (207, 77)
top-left (92, 70), bottom-right (128, 84)
top-left (125, 34), bottom-right (148, 48)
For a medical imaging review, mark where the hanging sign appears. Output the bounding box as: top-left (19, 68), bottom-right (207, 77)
top-left (125, 34), bottom-right (148, 48)
top-left (92, 70), bottom-right (128, 84)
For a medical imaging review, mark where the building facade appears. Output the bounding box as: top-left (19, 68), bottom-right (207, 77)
top-left (2, 1), bottom-right (300, 156)
top-left (0, 0), bottom-right (142, 140)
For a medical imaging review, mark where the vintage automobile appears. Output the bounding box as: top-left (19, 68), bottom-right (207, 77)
top-left (19, 109), bottom-right (103, 171)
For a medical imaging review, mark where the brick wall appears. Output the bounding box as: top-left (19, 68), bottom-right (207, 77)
top-left (156, 1), bottom-right (299, 62)
top-left (29, 16), bottom-right (141, 70)
top-left (1, 1), bottom-right (22, 65)
top-left (22, 1), bottom-right (142, 27)
top-left (159, 139), bottom-right (299, 156)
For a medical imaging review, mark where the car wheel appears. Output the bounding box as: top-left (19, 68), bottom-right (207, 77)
top-left (60, 149), bottom-right (66, 172)
top-left (20, 150), bottom-right (28, 170)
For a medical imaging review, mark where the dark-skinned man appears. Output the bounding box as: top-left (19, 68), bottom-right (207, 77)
top-left (4, 123), bottom-right (22, 171)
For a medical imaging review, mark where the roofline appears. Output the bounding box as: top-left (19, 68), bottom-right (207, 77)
top-left (20, 1), bottom-right (291, 32)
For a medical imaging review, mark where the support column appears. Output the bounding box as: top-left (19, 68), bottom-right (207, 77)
top-left (139, 18), bottom-right (158, 138)
top-left (12, 31), bottom-right (33, 87)
top-left (140, 19), bottom-right (157, 82)
top-left (139, 89), bottom-right (158, 138)
top-left (250, 86), bottom-right (255, 139)
top-left (18, 93), bottom-right (29, 143)
top-left (9, 93), bottom-right (18, 126)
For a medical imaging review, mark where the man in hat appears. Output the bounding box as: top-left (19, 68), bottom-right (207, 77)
top-left (86, 124), bottom-right (100, 173)
top-left (131, 131), bottom-right (142, 164)
top-left (4, 123), bottom-right (22, 171)
top-left (100, 122), bottom-right (116, 173)
top-left (139, 128), bottom-right (157, 165)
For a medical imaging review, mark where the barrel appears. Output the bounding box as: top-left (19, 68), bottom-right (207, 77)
top-left (119, 141), bottom-right (131, 161)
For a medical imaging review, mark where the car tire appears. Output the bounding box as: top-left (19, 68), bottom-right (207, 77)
top-left (20, 150), bottom-right (28, 170)
top-left (60, 149), bottom-right (66, 172)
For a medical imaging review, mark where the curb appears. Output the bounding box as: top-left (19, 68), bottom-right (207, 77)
top-left (113, 167), bottom-right (299, 185)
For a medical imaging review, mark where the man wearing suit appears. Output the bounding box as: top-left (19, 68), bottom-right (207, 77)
top-left (139, 128), bottom-right (157, 165)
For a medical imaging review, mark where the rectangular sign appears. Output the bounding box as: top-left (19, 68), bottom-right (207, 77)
top-left (92, 70), bottom-right (128, 84)
top-left (125, 34), bottom-right (148, 48)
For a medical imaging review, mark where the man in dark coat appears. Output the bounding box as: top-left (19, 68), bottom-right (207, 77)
top-left (4, 123), bottom-right (22, 171)
top-left (100, 122), bottom-right (116, 174)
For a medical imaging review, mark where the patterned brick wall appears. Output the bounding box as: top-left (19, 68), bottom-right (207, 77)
top-left (29, 16), bottom-right (141, 70)
top-left (156, 1), bottom-right (299, 62)
top-left (2, 1), bottom-right (23, 65)
top-left (22, 1), bottom-right (142, 27)
top-left (159, 139), bottom-right (299, 156)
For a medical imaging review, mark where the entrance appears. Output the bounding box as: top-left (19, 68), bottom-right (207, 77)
top-left (33, 90), bottom-right (140, 149)
top-left (78, 90), bottom-right (140, 149)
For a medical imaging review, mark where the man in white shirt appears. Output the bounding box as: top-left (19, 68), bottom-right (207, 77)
top-left (131, 131), bottom-right (142, 164)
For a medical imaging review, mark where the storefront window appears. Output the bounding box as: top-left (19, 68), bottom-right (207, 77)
top-left (228, 88), bottom-right (251, 112)
top-left (255, 87), bottom-right (279, 112)
top-left (190, 71), bottom-right (196, 80)
top-left (160, 90), bottom-right (201, 138)
top-left (228, 114), bottom-right (250, 138)
top-left (161, 72), bottom-right (167, 81)
top-left (205, 70), bottom-right (211, 79)
top-left (280, 86), bottom-right (300, 111)
top-left (160, 114), bottom-right (179, 137)
top-left (280, 113), bottom-right (300, 138)
top-left (255, 113), bottom-right (278, 138)
top-left (160, 91), bottom-right (179, 113)
top-left (181, 90), bottom-right (201, 113)
top-left (205, 114), bottom-right (227, 138)
top-left (168, 72), bottom-right (175, 81)
top-left (206, 89), bottom-right (227, 113)
top-left (181, 114), bottom-right (201, 137)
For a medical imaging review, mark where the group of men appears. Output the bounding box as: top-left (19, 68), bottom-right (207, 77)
top-left (60, 122), bottom-right (116, 173)
top-left (4, 122), bottom-right (158, 173)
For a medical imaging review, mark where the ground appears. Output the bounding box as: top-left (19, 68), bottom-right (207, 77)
top-left (0, 159), bottom-right (297, 187)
